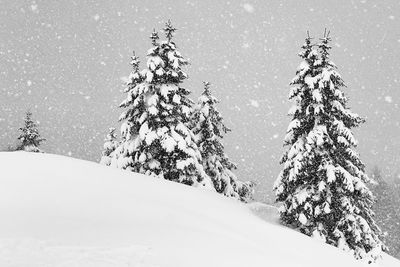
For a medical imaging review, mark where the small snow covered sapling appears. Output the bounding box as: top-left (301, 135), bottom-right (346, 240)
top-left (100, 127), bottom-right (119, 166)
top-left (273, 31), bottom-right (384, 262)
top-left (191, 82), bottom-right (254, 202)
top-left (17, 110), bottom-right (45, 153)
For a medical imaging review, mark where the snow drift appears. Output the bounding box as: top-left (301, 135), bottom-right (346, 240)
top-left (0, 152), bottom-right (398, 267)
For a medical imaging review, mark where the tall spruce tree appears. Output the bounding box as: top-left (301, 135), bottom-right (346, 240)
top-left (273, 32), bottom-right (384, 262)
top-left (111, 51), bottom-right (145, 171)
top-left (111, 21), bottom-right (212, 188)
top-left (100, 127), bottom-right (119, 166)
top-left (191, 82), bottom-right (254, 202)
top-left (17, 111), bottom-right (45, 152)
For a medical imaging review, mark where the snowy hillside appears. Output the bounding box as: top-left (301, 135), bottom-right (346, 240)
top-left (0, 152), bottom-right (398, 267)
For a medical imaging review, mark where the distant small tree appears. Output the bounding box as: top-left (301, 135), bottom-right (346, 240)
top-left (100, 127), bottom-right (119, 166)
top-left (17, 111), bottom-right (45, 152)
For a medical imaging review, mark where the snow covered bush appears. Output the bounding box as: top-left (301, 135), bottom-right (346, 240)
top-left (273, 31), bottom-right (384, 263)
top-left (17, 111), bottom-right (45, 153)
top-left (99, 127), bottom-right (119, 166)
top-left (111, 21), bottom-right (212, 188)
top-left (191, 82), bottom-right (254, 202)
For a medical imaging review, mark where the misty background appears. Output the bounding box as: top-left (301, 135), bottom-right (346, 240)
top-left (1, 0), bottom-right (400, 202)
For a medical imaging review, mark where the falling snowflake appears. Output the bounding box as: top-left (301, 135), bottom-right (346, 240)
top-left (384, 96), bottom-right (393, 103)
top-left (242, 43), bottom-right (250, 49)
top-left (31, 2), bottom-right (38, 13)
top-left (242, 3), bottom-right (255, 13)
top-left (250, 99), bottom-right (260, 108)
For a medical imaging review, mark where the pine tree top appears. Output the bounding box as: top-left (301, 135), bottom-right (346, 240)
top-left (164, 20), bottom-right (176, 42)
top-left (203, 81), bottom-right (211, 96)
top-left (22, 110), bottom-right (33, 125)
top-left (198, 81), bottom-right (217, 105)
top-left (144, 24), bottom-right (188, 85)
top-left (150, 28), bottom-right (159, 46)
top-left (318, 29), bottom-right (332, 62)
top-left (195, 82), bottom-right (230, 138)
top-left (300, 32), bottom-right (312, 52)
top-left (130, 51), bottom-right (140, 72)
top-left (19, 111), bottom-right (40, 134)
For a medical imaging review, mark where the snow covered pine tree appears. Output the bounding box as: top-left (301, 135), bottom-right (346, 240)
top-left (191, 82), bottom-right (254, 202)
top-left (17, 111), bottom-right (45, 152)
top-left (273, 31), bottom-right (384, 262)
top-left (110, 51), bottom-right (144, 170)
top-left (112, 21), bottom-right (212, 188)
top-left (100, 127), bottom-right (119, 166)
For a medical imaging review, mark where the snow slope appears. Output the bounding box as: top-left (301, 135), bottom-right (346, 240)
top-left (0, 152), bottom-right (398, 267)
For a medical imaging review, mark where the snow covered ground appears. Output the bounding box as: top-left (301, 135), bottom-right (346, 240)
top-left (0, 152), bottom-right (398, 267)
